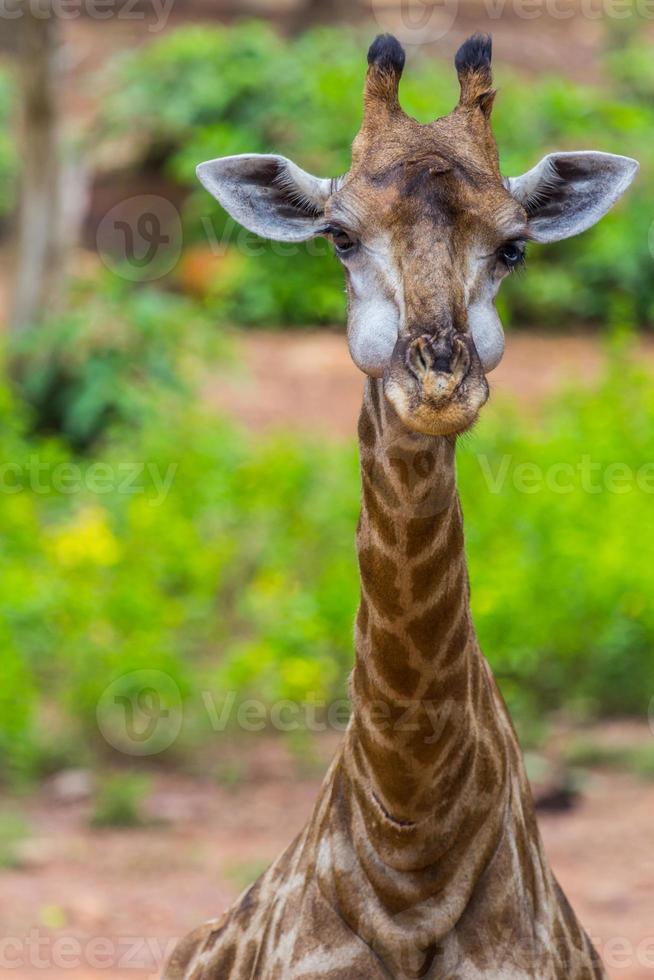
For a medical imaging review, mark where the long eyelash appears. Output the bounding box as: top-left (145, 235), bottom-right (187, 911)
top-left (320, 224), bottom-right (342, 238)
top-left (510, 250), bottom-right (527, 272)
top-left (502, 242), bottom-right (527, 273)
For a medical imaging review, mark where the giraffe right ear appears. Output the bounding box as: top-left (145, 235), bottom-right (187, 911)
top-left (507, 151), bottom-right (638, 243)
top-left (196, 154), bottom-right (335, 243)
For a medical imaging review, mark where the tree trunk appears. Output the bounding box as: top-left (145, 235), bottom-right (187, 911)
top-left (10, 1), bottom-right (85, 333)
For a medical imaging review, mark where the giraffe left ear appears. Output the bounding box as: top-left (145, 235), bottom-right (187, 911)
top-left (508, 151), bottom-right (639, 243)
top-left (196, 154), bottom-right (334, 243)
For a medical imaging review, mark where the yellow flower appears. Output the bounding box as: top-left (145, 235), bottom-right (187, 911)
top-left (48, 506), bottom-right (120, 568)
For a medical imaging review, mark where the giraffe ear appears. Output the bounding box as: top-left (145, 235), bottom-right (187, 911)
top-left (196, 154), bottom-right (335, 243)
top-left (508, 151), bottom-right (639, 243)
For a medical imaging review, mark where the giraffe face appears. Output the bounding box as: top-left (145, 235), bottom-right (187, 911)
top-left (324, 113), bottom-right (528, 435)
top-left (196, 34), bottom-right (638, 437)
top-left (328, 156), bottom-right (525, 377)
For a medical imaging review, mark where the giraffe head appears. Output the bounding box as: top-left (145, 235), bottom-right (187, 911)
top-left (197, 34), bottom-right (638, 436)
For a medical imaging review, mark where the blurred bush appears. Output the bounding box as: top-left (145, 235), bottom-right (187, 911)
top-left (100, 23), bottom-right (652, 329)
top-left (90, 773), bottom-right (151, 827)
top-left (0, 67), bottom-right (18, 220)
top-left (460, 339), bottom-right (654, 727)
top-left (10, 274), bottom-right (224, 449)
top-left (0, 810), bottom-right (27, 869)
top-left (1, 326), bottom-right (654, 783)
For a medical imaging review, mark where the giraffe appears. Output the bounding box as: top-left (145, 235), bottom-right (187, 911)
top-left (164, 33), bottom-right (638, 979)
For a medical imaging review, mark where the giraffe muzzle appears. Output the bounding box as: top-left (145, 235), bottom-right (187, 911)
top-left (384, 328), bottom-right (488, 436)
top-left (406, 333), bottom-right (471, 403)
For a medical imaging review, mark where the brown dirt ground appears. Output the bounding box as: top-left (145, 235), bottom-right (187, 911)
top-left (2, 726), bottom-right (654, 980)
top-left (204, 329), bottom-right (654, 437)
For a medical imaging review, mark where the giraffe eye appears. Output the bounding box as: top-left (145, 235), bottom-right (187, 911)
top-left (327, 226), bottom-right (358, 257)
top-left (498, 241), bottom-right (526, 270)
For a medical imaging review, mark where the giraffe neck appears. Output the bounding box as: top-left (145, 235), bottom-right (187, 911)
top-left (347, 375), bottom-right (511, 840)
top-left (318, 377), bottom-right (521, 971)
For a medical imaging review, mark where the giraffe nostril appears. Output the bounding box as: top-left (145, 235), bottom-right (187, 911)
top-left (415, 345), bottom-right (430, 374)
top-left (432, 355), bottom-right (453, 374)
top-left (408, 337), bottom-right (451, 379)
top-left (405, 329), bottom-right (471, 386)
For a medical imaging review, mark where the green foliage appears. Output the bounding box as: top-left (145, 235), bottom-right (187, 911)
top-left (214, 757), bottom-right (247, 790)
top-left (0, 810), bottom-right (28, 869)
top-left (223, 858), bottom-right (271, 892)
top-left (90, 773), bottom-right (151, 827)
top-left (10, 274), bottom-right (223, 449)
top-left (459, 346), bottom-right (654, 719)
top-left (605, 18), bottom-right (654, 104)
top-left (102, 24), bottom-right (652, 329)
top-left (0, 67), bottom-right (17, 218)
top-left (564, 739), bottom-right (654, 780)
top-left (1, 326), bottom-right (654, 782)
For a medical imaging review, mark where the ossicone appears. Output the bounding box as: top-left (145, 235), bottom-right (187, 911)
top-left (454, 32), bottom-right (495, 117)
top-left (365, 33), bottom-right (406, 112)
top-left (367, 33), bottom-right (406, 75)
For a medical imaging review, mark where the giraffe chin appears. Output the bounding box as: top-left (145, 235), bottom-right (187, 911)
top-left (383, 374), bottom-right (489, 436)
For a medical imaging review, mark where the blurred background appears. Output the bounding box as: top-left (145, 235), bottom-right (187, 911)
top-left (0, 1), bottom-right (653, 977)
